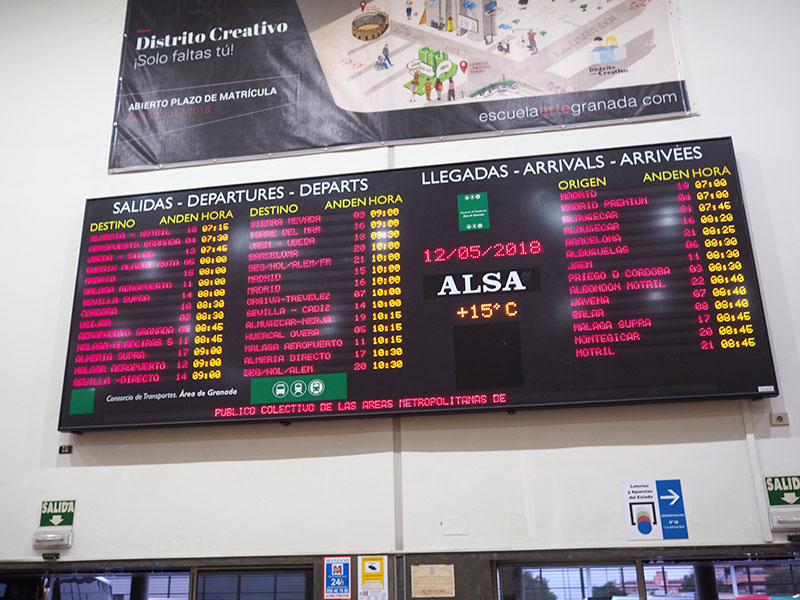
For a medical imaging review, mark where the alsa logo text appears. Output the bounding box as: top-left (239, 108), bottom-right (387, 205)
top-left (437, 270), bottom-right (527, 296)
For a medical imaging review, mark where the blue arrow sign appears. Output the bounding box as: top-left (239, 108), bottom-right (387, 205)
top-left (656, 479), bottom-right (688, 539)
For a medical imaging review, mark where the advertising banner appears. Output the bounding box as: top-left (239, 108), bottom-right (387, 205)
top-left (109, 0), bottom-right (690, 171)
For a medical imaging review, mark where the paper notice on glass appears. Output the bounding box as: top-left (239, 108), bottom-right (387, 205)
top-left (358, 555), bottom-right (388, 600)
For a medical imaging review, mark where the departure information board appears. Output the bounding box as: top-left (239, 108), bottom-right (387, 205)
top-left (60, 138), bottom-right (778, 431)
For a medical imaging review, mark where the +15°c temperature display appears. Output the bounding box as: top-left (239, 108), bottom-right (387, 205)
top-left (60, 137), bottom-right (778, 430)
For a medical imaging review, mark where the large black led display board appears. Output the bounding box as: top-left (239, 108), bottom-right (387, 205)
top-left (62, 138), bottom-right (778, 430)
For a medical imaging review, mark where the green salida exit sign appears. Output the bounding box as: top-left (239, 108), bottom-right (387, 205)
top-left (40, 500), bottom-right (76, 527)
top-left (765, 476), bottom-right (800, 506)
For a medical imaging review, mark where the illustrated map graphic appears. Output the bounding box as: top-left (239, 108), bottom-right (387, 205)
top-left (296, 0), bottom-right (684, 112)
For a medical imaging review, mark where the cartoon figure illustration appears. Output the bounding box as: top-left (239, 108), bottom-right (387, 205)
top-left (589, 36), bottom-right (627, 64)
top-left (527, 30), bottom-right (538, 54)
top-left (605, 36), bottom-right (621, 59)
top-left (292, 0), bottom-right (684, 114)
